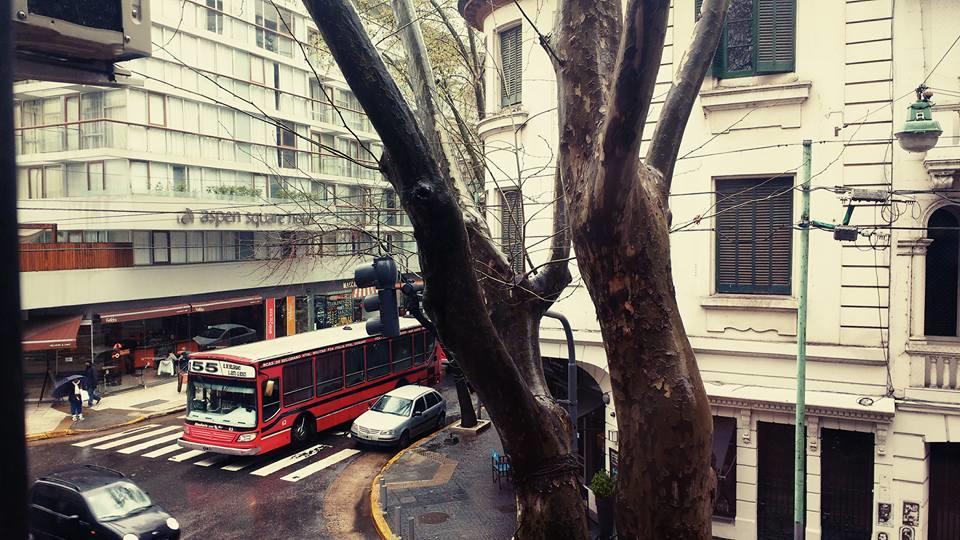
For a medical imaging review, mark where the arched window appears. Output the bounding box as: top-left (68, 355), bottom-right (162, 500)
top-left (925, 207), bottom-right (960, 336)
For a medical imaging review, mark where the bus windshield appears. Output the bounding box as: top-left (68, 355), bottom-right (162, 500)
top-left (187, 375), bottom-right (257, 428)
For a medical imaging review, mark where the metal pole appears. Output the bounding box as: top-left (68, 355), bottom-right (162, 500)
top-left (0, 0), bottom-right (28, 534)
top-left (379, 476), bottom-right (387, 511)
top-left (407, 516), bottom-right (415, 540)
top-left (543, 311), bottom-right (577, 450)
top-left (794, 140), bottom-right (812, 540)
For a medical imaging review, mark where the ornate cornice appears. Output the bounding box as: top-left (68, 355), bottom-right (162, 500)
top-left (708, 395), bottom-right (894, 424)
top-left (458, 0), bottom-right (513, 31)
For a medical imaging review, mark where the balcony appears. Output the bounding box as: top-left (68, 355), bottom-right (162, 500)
top-left (20, 242), bottom-right (133, 272)
top-left (925, 101), bottom-right (960, 189)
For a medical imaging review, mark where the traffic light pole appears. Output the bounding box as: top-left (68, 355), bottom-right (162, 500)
top-left (794, 140), bottom-right (812, 540)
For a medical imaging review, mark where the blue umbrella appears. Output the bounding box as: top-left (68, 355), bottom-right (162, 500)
top-left (52, 374), bottom-right (85, 400)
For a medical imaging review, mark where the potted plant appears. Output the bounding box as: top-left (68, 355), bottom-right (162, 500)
top-left (590, 470), bottom-right (615, 539)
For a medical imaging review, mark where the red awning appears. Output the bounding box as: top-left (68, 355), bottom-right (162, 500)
top-left (352, 287), bottom-right (375, 299)
top-left (191, 295), bottom-right (263, 313)
top-left (22, 315), bottom-right (82, 352)
top-left (99, 303), bottom-right (191, 323)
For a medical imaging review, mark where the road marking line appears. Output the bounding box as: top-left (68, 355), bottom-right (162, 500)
top-left (94, 425), bottom-right (181, 450)
top-left (168, 449), bottom-right (205, 462)
top-left (221, 456), bottom-right (264, 472)
top-left (250, 444), bottom-right (329, 477)
top-left (143, 444), bottom-right (184, 458)
top-left (193, 455), bottom-right (231, 467)
top-left (116, 433), bottom-right (183, 455)
top-left (281, 449), bottom-right (361, 482)
top-left (71, 425), bottom-right (158, 447)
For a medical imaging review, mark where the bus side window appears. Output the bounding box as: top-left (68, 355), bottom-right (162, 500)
top-left (425, 334), bottom-right (437, 360)
top-left (413, 332), bottom-right (426, 365)
top-left (262, 378), bottom-right (280, 420)
top-left (345, 347), bottom-right (364, 386)
top-left (316, 352), bottom-right (343, 396)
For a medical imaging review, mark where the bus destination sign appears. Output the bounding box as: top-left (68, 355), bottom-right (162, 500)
top-left (190, 359), bottom-right (256, 379)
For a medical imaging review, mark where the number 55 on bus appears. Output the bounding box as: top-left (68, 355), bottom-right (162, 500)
top-left (177, 318), bottom-right (443, 455)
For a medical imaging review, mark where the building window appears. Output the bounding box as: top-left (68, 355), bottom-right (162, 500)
top-left (87, 162), bottom-right (106, 191)
top-left (925, 207), bottom-right (960, 336)
top-left (309, 79), bottom-right (330, 123)
top-left (238, 232), bottom-right (255, 260)
top-left (715, 177), bottom-right (793, 294)
top-left (147, 93), bottom-right (166, 126)
top-left (152, 231), bottom-right (170, 264)
top-left (169, 231), bottom-right (187, 264)
top-left (712, 416), bottom-right (737, 520)
top-left (172, 165), bottom-right (187, 192)
top-left (255, 0), bottom-right (294, 57)
top-left (696, 0), bottom-right (796, 79)
top-left (500, 188), bottom-right (524, 274)
top-left (133, 231), bottom-right (151, 265)
top-left (499, 25), bottom-right (522, 107)
top-left (277, 121), bottom-right (297, 169)
top-left (205, 0), bottom-right (223, 34)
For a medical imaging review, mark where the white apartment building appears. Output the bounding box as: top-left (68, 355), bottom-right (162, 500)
top-left (459, 0), bottom-right (960, 538)
top-left (14, 0), bottom-right (413, 396)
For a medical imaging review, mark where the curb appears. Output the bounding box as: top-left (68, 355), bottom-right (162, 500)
top-left (26, 406), bottom-right (187, 442)
top-left (369, 422), bottom-right (455, 540)
top-left (25, 379), bottom-right (179, 406)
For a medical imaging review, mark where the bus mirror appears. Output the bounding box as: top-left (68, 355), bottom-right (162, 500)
top-left (265, 380), bottom-right (275, 397)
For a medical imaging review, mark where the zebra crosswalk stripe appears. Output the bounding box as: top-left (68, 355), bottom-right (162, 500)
top-left (280, 449), bottom-right (360, 482)
top-left (250, 444), bottom-right (328, 477)
top-left (71, 425), bottom-right (158, 448)
top-left (94, 426), bottom-right (182, 450)
top-left (221, 456), bottom-right (264, 472)
top-left (168, 449), bottom-right (205, 462)
top-left (117, 433), bottom-right (183, 455)
top-left (143, 443), bottom-right (184, 458)
top-left (193, 455), bottom-right (231, 467)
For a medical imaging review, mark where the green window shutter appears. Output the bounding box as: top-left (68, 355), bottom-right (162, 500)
top-left (756, 0), bottom-right (796, 74)
top-left (715, 177), bottom-right (793, 294)
top-left (499, 26), bottom-right (522, 107)
top-left (695, 0), bottom-right (725, 77)
top-left (501, 189), bottom-right (524, 274)
top-left (695, 0), bottom-right (704, 19)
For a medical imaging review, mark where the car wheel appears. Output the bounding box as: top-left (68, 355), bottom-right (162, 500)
top-left (398, 430), bottom-right (410, 449)
top-left (291, 414), bottom-right (314, 446)
top-left (435, 412), bottom-right (446, 430)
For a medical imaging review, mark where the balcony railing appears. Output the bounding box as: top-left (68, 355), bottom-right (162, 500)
top-left (20, 242), bottom-right (134, 271)
top-left (924, 354), bottom-right (960, 390)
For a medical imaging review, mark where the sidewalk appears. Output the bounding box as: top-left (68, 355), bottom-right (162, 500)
top-left (376, 424), bottom-right (518, 540)
top-left (25, 380), bottom-right (186, 441)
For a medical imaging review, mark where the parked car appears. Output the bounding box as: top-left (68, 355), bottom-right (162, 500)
top-left (192, 324), bottom-right (257, 350)
top-left (29, 465), bottom-right (180, 540)
top-left (350, 385), bottom-right (446, 448)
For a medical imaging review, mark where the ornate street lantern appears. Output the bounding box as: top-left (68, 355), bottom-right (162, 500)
top-left (895, 85), bottom-right (943, 153)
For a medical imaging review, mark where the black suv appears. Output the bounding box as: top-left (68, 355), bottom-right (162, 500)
top-left (30, 465), bottom-right (181, 540)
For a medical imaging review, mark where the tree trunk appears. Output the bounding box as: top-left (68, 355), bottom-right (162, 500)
top-left (449, 360), bottom-right (478, 427)
top-left (572, 166), bottom-right (715, 539)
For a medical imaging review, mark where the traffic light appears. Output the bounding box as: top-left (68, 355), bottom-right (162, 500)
top-left (354, 256), bottom-right (400, 337)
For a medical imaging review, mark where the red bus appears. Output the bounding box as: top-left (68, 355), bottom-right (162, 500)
top-left (178, 318), bottom-right (443, 455)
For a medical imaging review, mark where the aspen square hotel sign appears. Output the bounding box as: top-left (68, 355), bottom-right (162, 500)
top-left (177, 208), bottom-right (326, 228)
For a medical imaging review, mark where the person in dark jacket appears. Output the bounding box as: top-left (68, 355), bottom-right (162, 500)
top-left (83, 361), bottom-right (101, 406)
top-left (176, 350), bottom-right (190, 393)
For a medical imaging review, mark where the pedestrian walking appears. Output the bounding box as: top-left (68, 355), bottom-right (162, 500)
top-left (176, 350), bottom-right (190, 393)
top-left (68, 379), bottom-right (84, 421)
top-left (83, 361), bottom-right (101, 406)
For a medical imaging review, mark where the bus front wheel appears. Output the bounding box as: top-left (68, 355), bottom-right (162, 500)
top-left (292, 414), bottom-right (315, 446)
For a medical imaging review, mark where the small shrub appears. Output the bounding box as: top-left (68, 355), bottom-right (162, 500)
top-left (590, 470), bottom-right (615, 498)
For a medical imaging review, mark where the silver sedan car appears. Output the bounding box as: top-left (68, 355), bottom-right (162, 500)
top-left (350, 385), bottom-right (446, 448)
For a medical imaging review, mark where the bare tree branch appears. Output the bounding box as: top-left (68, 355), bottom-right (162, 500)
top-left (647, 0), bottom-right (730, 201)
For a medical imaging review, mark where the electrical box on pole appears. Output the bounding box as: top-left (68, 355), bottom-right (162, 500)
top-left (354, 256), bottom-right (400, 337)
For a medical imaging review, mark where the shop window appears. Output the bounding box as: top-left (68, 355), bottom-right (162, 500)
top-left (345, 347), bottom-right (364, 386)
top-left (262, 378), bottom-right (280, 419)
top-left (391, 335), bottom-right (412, 371)
top-left (695, 0), bottom-right (796, 79)
top-left (282, 359), bottom-right (313, 406)
top-left (712, 416), bottom-right (737, 520)
top-left (715, 177), bottom-right (793, 294)
top-left (365, 340), bottom-right (389, 379)
top-left (315, 352), bottom-right (343, 396)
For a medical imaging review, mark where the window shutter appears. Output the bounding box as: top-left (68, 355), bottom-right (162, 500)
top-left (756, 0), bottom-right (796, 74)
top-left (715, 177), bottom-right (793, 294)
top-left (499, 26), bottom-right (522, 107)
top-left (696, 0), bottom-right (726, 78)
top-left (695, 0), bottom-right (704, 19)
top-left (501, 189), bottom-right (524, 274)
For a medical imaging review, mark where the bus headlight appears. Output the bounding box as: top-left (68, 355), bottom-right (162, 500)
top-left (237, 433), bottom-right (257, 442)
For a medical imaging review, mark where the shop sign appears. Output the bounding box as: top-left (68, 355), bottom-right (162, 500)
top-left (177, 208), bottom-right (329, 228)
top-left (265, 299), bottom-right (276, 340)
top-left (189, 359), bottom-right (255, 379)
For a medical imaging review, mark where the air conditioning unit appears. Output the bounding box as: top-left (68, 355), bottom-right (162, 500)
top-left (12, 0), bottom-right (152, 83)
